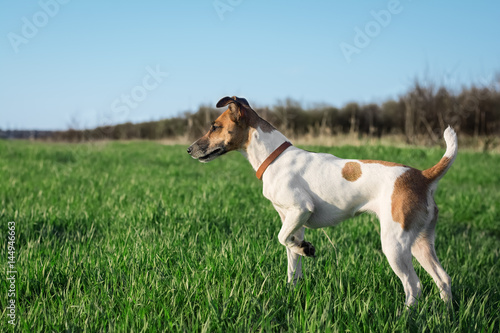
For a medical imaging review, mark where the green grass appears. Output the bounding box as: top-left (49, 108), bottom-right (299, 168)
top-left (1, 140), bottom-right (499, 332)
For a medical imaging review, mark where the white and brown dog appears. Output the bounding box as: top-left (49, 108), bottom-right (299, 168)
top-left (187, 96), bottom-right (457, 307)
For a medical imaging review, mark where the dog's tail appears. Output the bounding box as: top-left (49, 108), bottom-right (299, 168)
top-left (422, 126), bottom-right (458, 183)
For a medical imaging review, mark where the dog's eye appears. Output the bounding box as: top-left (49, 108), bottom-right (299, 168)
top-left (211, 124), bottom-right (221, 132)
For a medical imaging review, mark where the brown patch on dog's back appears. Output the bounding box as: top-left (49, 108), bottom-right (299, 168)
top-left (342, 162), bottom-right (362, 182)
top-left (361, 159), bottom-right (446, 230)
top-left (391, 168), bottom-right (429, 230)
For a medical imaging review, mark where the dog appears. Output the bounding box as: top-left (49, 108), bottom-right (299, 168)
top-left (187, 96), bottom-right (457, 307)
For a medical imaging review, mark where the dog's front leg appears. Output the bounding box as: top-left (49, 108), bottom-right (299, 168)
top-left (278, 209), bottom-right (315, 258)
top-left (286, 227), bottom-right (305, 284)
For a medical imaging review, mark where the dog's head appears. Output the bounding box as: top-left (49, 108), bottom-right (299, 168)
top-left (187, 96), bottom-right (253, 162)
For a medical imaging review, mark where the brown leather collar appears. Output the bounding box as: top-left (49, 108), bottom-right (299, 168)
top-left (256, 141), bottom-right (292, 180)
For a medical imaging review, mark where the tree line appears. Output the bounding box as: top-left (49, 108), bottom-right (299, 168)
top-left (49, 80), bottom-right (500, 146)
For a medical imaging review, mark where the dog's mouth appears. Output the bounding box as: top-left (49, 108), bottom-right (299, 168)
top-left (198, 147), bottom-right (226, 163)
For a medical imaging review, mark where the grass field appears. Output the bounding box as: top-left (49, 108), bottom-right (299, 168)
top-left (1, 139), bottom-right (499, 332)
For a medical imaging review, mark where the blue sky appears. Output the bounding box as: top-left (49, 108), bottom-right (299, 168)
top-left (1, 0), bottom-right (499, 130)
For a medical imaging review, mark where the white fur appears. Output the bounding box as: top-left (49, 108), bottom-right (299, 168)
top-left (241, 125), bottom-right (457, 307)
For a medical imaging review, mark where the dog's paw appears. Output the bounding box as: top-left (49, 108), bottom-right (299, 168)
top-left (301, 241), bottom-right (316, 258)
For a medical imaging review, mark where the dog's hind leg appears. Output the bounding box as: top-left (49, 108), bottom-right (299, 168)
top-left (381, 224), bottom-right (421, 307)
top-left (411, 206), bottom-right (452, 303)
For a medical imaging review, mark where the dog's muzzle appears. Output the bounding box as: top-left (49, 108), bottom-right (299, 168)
top-left (187, 143), bottom-right (226, 163)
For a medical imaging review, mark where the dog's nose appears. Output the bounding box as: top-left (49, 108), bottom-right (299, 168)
top-left (187, 146), bottom-right (193, 154)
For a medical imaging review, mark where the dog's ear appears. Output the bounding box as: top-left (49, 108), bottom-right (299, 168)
top-left (216, 96), bottom-right (235, 108)
top-left (216, 96), bottom-right (250, 123)
top-left (216, 96), bottom-right (250, 108)
top-left (233, 96), bottom-right (250, 108)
